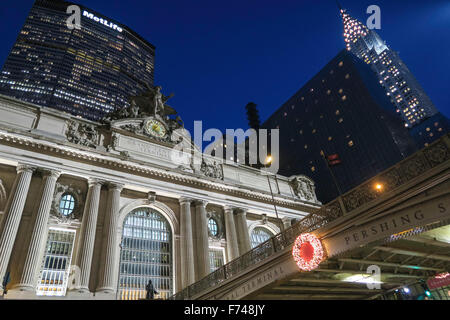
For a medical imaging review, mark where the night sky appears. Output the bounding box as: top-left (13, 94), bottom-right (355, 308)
top-left (1, 0), bottom-right (449, 135)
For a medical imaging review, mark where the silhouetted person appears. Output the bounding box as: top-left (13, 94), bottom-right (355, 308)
top-left (146, 280), bottom-right (158, 300)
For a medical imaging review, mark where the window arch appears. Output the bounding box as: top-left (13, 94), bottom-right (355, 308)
top-left (118, 207), bottom-right (173, 300)
top-left (250, 227), bottom-right (275, 248)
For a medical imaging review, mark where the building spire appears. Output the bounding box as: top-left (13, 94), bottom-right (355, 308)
top-left (336, 0), bottom-right (343, 11)
top-left (339, 7), bottom-right (369, 51)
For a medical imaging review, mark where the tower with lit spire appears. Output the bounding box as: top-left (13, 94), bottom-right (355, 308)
top-left (338, 6), bottom-right (437, 128)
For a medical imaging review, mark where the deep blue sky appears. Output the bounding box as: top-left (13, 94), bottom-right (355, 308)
top-left (1, 0), bottom-right (449, 135)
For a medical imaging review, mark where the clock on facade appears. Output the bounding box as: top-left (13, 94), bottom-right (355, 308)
top-left (144, 118), bottom-right (167, 139)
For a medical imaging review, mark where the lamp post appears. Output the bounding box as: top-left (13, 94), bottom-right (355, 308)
top-left (264, 156), bottom-right (284, 231)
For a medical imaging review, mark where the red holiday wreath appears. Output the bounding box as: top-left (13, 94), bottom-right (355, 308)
top-left (292, 233), bottom-right (324, 271)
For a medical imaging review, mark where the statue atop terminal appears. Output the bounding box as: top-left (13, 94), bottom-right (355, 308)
top-left (104, 84), bottom-right (178, 122)
top-left (102, 83), bottom-right (184, 142)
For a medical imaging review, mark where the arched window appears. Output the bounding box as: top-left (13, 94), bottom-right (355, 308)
top-left (208, 218), bottom-right (218, 237)
top-left (118, 208), bottom-right (172, 300)
top-left (251, 227), bottom-right (274, 248)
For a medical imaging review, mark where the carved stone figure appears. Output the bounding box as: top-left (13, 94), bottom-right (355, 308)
top-left (130, 101), bottom-right (140, 118)
top-left (200, 160), bottom-right (224, 180)
top-left (290, 176), bottom-right (317, 202)
top-left (66, 121), bottom-right (98, 148)
top-left (102, 84), bottom-right (184, 142)
top-left (127, 84), bottom-right (175, 119)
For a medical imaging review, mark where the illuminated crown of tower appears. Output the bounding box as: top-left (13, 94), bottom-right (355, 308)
top-left (339, 8), bottom-right (369, 51)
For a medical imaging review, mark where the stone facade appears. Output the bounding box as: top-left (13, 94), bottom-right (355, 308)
top-left (0, 94), bottom-right (320, 300)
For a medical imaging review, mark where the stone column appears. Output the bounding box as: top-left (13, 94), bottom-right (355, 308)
top-left (223, 206), bottom-right (239, 262)
top-left (16, 169), bottom-right (61, 291)
top-left (235, 209), bottom-right (251, 255)
top-left (96, 183), bottom-right (123, 294)
top-left (72, 179), bottom-right (102, 293)
top-left (194, 200), bottom-right (210, 281)
top-left (179, 198), bottom-right (195, 288)
top-left (0, 165), bottom-right (35, 292)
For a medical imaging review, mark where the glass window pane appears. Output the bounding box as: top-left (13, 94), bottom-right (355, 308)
top-left (251, 227), bottom-right (274, 248)
top-left (118, 208), bottom-right (172, 300)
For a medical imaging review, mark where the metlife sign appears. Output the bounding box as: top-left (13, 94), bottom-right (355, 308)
top-left (66, 5), bottom-right (123, 32)
top-left (83, 10), bottom-right (123, 32)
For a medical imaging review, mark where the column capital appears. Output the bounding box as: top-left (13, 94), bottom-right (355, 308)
top-left (106, 182), bottom-right (124, 191)
top-left (41, 169), bottom-right (61, 180)
top-left (16, 164), bottom-right (36, 174)
top-left (179, 197), bottom-right (193, 205)
top-left (235, 208), bottom-right (248, 215)
top-left (87, 178), bottom-right (104, 187)
top-left (193, 200), bottom-right (208, 208)
top-left (223, 205), bottom-right (234, 213)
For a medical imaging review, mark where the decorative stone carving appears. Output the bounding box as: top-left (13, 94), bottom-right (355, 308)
top-left (102, 84), bottom-right (184, 145)
top-left (50, 183), bottom-right (85, 224)
top-left (200, 159), bottom-right (224, 180)
top-left (148, 191), bottom-right (157, 203)
top-left (424, 141), bottom-right (449, 166)
top-left (261, 214), bottom-right (268, 225)
top-left (66, 120), bottom-right (99, 148)
top-left (290, 175), bottom-right (317, 202)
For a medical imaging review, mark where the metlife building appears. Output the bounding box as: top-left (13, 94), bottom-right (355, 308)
top-left (0, 0), bottom-right (155, 120)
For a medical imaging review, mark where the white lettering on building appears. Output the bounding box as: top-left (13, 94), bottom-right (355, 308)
top-left (82, 10), bottom-right (123, 32)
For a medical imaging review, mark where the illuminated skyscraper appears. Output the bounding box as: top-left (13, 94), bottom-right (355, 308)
top-left (0, 0), bottom-right (155, 121)
top-left (340, 7), bottom-right (437, 128)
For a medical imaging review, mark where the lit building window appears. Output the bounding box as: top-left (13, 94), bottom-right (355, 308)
top-left (251, 227), bottom-right (274, 248)
top-left (342, 95), bottom-right (347, 101)
top-left (339, 61), bottom-right (344, 67)
top-left (59, 194), bottom-right (76, 216)
top-left (36, 228), bottom-right (76, 297)
top-left (311, 166), bottom-right (316, 172)
top-left (348, 140), bottom-right (354, 147)
top-left (345, 74), bottom-right (350, 79)
top-left (208, 218), bottom-right (218, 237)
top-left (328, 136), bottom-right (333, 141)
top-left (209, 247), bottom-right (225, 273)
top-left (118, 208), bottom-right (172, 300)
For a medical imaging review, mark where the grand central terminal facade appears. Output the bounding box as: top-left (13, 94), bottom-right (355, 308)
top-left (0, 94), bottom-right (321, 300)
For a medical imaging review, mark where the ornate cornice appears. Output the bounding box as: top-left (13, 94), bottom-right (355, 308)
top-left (0, 131), bottom-right (315, 211)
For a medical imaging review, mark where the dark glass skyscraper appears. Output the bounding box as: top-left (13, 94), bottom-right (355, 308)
top-left (262, 50), bottom-right (417, 203)
top-left (0, 0), bottom-right (155, 121)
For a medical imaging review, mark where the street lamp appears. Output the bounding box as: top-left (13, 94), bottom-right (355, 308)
top-left (264, 155), bottom-right (284, 231)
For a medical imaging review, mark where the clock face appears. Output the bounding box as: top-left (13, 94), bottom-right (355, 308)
top-left (145, 119), bottom-right (167, 138)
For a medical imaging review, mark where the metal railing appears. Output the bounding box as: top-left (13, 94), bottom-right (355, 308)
top-left (170, 134), bottom-right (450, 300)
